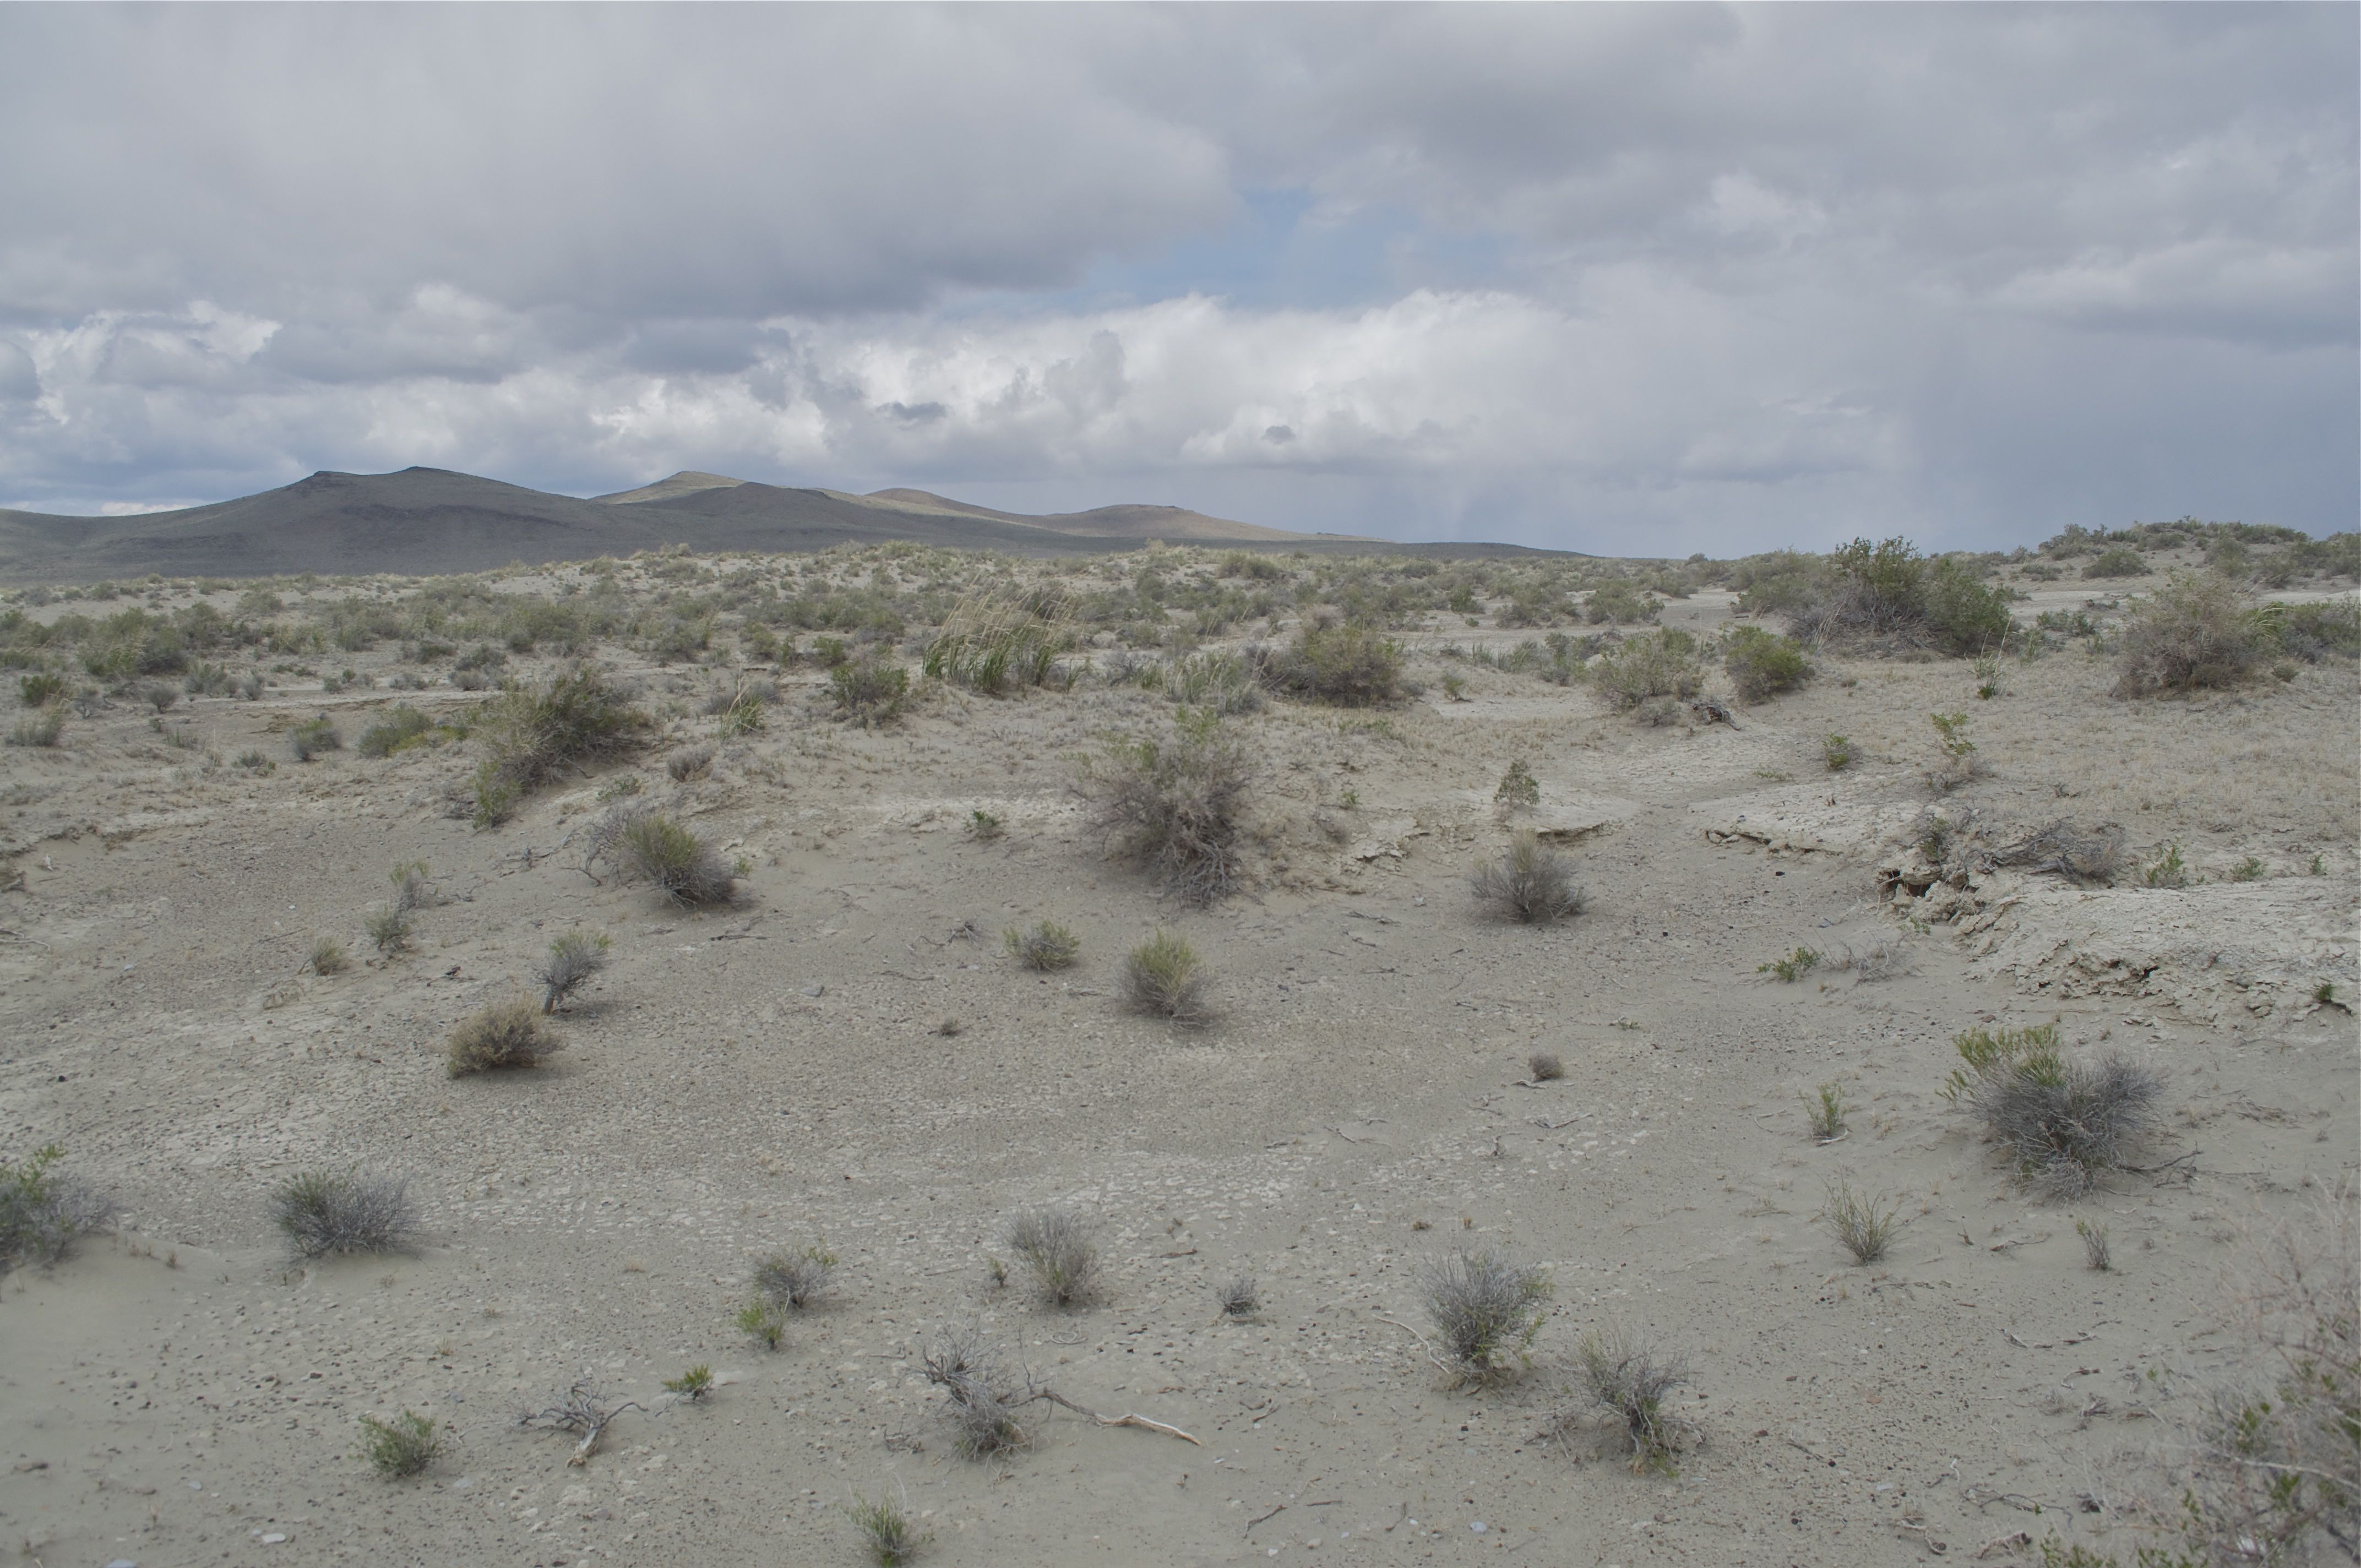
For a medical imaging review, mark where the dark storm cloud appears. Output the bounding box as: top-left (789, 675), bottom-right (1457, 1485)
top-left (0, 4), bottom-right (2350, 548)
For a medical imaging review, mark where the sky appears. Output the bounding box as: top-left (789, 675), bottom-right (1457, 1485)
top-left (0, 4), bottom-right (2353, 553)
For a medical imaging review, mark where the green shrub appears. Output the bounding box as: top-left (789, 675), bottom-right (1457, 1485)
top-left (5, 707), bottom-right (62, 748)
top-left (1593, 630), bottom-right (1702, 710)
top-left (614, 812), bottom-right (736, 905)
top-left (829, 656), bottom-right (909, 727)
top-left (469, 666), bottom-right (649, 826)
top-left (1823, 733), bottom-right (1855, 771)
top-left (358, 1412), bottom-right (442, 1478)
top-left (18, 672), bottom-right (65, 706)
top-left (1722, 626), bottom-right (1812, 701)
top-left (1758, 946), bottom-right (1821, 983)
top-left (1259, 624), bottom-right (1408, 706)
top-left (845, 1490), bottom-right (931, 1565)
top-left (357, 704), bottom-right (435, 758)
top-left (737, 1298), bottom-right (788, 1350)
top-left (1123, 930), bottom-right (1207, 1022)
top-left (924, 585), bottom-right (1071, 695)
top-left (2081, 546), bottom-right (2150, 579)
top-left (1787, 537), bottom-right (2013, 655)
top-left (662, 1365), bottom-right (715, 1401)
top-left (1494, 759), bottom-right (1540, 809)
top-left (1583, 579), bottom-right (1662, 625)
top-left (2263, 598), bottom-right (2361, 661)
top-left (2114, 572), bottom-right (2266, 696)
top-left (364, 903), bottom-right (412, 955)
top-left (289, 716), bottom-right (341, 761)
top-left (1821, 1180), bottom-right (1901, 1264)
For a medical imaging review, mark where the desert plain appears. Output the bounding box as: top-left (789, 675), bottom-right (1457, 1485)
top-left (0, 530), bottom-right (2353, 1568)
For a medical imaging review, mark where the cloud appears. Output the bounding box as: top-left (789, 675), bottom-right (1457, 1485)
top-left (0, 4), bottom-right (2351, 546)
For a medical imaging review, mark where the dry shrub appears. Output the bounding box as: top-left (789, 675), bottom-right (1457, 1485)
top-left (1472, 832), bottom-right (1586, 923)
top-left (1079, 709), bottom-right (1250, 905)
top-left (1527, 1051), bottom-right (1564, 1082)
top-left (1, 1145), bottom-right (116, 1272)
top-left (1593, 630), bottom-right (1704, 711)
top-left (754, 1245), bottom-right (836, 1308)
top-left (1217, 1275), bottom-right (1260, 1317)
top-left (923, 1326), bottom-right (1035, 1458)
top-left (1005, 919), bottom-right (1079, 971)
top-left (615, 812), bottom-right (736, 905)
top-left (535, 929), bottom-right (611, 1012)
top-left (1257, 624), bottom-right (1409, 706)
top-left (1122, 930), bottom-right (1207, 1022)
top-left (1420, 1246), bottom-right (1552, 1382)
top-left (271, 1169), bottom-right (416, 1258)
top-left (2114, 571), bottom-right (2267, 696)
top-left (469, 665), bottom-right (649, 826)
top-left (1994, 820), bottom-right (2128, 884)
top-left (1945, 1024), bottom-right (2162, 1197)
top-left (829, 656), bottom-right (910, 726)
top-left (1001, 1207), bottom-right (1100, 1307)
top-left (665, 743), bottom-right (714, 782)
top-left (1567, 1326), bottom-right (1693, 1472)
top-left (289, 715), bottom-right (341, 761)
top-left (447, 997), bottom-right (565, 1076)
top-left (2174, 1197), bottom-right (2359, 1565)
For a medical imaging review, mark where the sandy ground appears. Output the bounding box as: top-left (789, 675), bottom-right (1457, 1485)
top-left (1, 564), bottom-right (2355, 1568)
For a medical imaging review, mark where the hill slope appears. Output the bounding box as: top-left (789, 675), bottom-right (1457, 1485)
top-left (0, 467), bottom-right (1560, 581)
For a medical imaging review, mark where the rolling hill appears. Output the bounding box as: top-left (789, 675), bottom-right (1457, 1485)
top-left (0, 467), bottom-right (1559, 581)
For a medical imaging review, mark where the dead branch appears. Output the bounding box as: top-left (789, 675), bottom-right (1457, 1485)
top-left (521, 1381), bottom-right (643, 1467)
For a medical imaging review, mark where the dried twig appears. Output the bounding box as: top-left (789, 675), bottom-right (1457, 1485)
top-left (1034, 1389), bottom-right (1199, 1445)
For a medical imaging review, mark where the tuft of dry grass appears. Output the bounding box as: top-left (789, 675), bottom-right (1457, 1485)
top-left (1001, 1207), bottom-right (1100, 1307)
top-left (1566, 1326), bottom-right (1693, 1472)
top-left (446, 997), bottom-right (565, 1076)
top-left (1821, 1180), bottom-right (1901, 1264)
